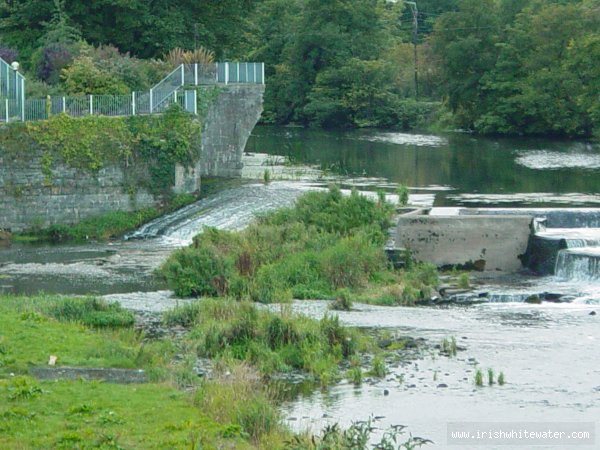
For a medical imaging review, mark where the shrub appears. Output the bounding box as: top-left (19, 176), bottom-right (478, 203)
top-left (181, 299), bottom-right (363, 380)
top-left (44, 297), bottom-right (134, 328)
top-left (475, 369), bottom-right (483, 387)
top-left (346, 367), bottom-right (363, 386)
top-left (34, 43), bottom-right (78, 84)
top-left (164, 47), bottom-right (215, 66)
top-left (498, 372), bottom-right (506, 386)
top-left (61, 55), bottom-right (129, 95)
top-left (320, 234), bottom-right (387, 289)
top-left (370, 355), bottom-right (386, 378)
top-left (458, 273), bottom-right (470, 289)
top-left (397, 184), bottom-right (410, 206)
top-left (0, 46), bottom-right (18, 64)
top-left (162, 301), bottom-right (203, 327)
top-left (161, 245), bottom-right (234, 297)
top-left (330, 289), bottom-right (353, 311)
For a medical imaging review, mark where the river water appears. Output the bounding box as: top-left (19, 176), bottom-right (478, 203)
top-left (1, 127), bottom-right (599, 448)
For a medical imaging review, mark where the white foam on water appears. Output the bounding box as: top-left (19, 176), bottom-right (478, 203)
top-left (361, 132), bottom-right (448, 147)
top-left (516, 150), bottom-right (600, 170)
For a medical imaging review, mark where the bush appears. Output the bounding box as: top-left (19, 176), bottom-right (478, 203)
top-left (161, 245), bottom-right (234, 297)
top-left (34, 43), bottom-right (78, 84)
top-left (0, 46), bottom-right (18, 64)
top-left (177, 299), bottom-right (363, 379)
top-left (44, 297), bottom-right (134, 328)
top-left (330, 289), bottom-right (353, 311)
top-left (320, 234), bottom-right (387, 289)
top-left (370, 355), bottom-right (386, 378)
top-left (61, 55), bottom-right (129, 95)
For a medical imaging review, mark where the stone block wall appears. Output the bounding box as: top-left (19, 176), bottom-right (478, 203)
top-left (199, 84), bottom-right (265, 177)
top-left (0, 150), bottom-right (156, 232)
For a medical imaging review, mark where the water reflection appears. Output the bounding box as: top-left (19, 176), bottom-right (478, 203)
top-left (247, 127), bottom-right (600, 207)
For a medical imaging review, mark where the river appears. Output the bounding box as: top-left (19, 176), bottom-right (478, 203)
top-left (1, 126), bottom-right (599, 448)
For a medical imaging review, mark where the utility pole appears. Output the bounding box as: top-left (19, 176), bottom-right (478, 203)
top-left (405, 1), bottom-right (419, 100)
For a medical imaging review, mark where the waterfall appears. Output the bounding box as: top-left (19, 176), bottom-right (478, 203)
top-left (563, 239), bottom-right (600, 248)
top-left (555, 250), bottom-right (600, 281)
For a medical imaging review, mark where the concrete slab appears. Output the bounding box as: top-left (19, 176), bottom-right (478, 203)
top-left (396, 215), bottom-right (534, 272)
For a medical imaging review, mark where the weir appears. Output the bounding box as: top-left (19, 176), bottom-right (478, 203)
top-left (396, 207), bottom-right (600, 280)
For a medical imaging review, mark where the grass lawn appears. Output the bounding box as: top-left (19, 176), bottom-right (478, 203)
top-left (0, 378), bottom-right (254, 449)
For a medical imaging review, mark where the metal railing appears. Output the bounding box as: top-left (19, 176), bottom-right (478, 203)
top-left (0, 57), bottom-right (25, 121)
top-left (19, 90), bottom-right (196, 122)
top-left (149, 62), bottom-right (264, 113)
top-left (0, 61), bottom-right (264, 123)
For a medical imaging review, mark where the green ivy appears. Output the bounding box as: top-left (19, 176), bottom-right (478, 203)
top-left (0, 106), bottom-right (202, 200)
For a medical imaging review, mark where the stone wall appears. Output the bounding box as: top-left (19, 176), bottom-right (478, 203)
top-left (0, 150), bottom-right (156, 232)
top-left (199, 84), bottom-right (265, 177)
top-left (0, 84), bottom-right (264, 232)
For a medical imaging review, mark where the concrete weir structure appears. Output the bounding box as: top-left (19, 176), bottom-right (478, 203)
top-left (396, 214), bottom-right (534, 272)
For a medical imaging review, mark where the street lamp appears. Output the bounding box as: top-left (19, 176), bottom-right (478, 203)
top-left (404, 1), bottom-right (419, 100)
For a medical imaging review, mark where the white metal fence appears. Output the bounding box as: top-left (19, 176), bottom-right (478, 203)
top-left (0, 57), bottom-right (25, 122)
top-left (17, 90), bottom-right (196, 122)
top-left (0, 61), bottom-right (264, 123)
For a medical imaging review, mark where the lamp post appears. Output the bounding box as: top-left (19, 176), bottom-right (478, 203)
top-left (405, 1), bottom-right (419, 100)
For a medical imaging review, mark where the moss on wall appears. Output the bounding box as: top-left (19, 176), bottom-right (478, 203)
top-left (0, 106), bottom-right (202, 200)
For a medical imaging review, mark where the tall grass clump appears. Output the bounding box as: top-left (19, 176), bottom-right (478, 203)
top-left (396, 184), bottom-right (410, 206)
top-left (369, 355), bottom-right (386, 378)
top-left (475, 369), bottom-right (484, 387)
top-left (498, 372), bottom-right (506, 386)
top-left (166, 299), bottom-right (364, 382)
top-left (44, 297), bottom-right (134, 328)
top-left (194, 362), bottom-right (281, 442)
top-left (159, 186), bottom-right (394, 302)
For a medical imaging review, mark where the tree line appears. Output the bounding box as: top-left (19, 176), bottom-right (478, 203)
top-left (0, 0), bottom-right (598, 136)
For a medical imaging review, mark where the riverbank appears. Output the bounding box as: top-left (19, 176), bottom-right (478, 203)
top-left (0, 294), bottom-right (428, 449)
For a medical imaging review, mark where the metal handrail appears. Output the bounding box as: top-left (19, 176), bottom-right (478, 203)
top-left (0, 61), bottom-right (265, 122)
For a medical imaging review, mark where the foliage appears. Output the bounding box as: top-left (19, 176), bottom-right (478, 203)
top-left (346, 367), bottom-right (363, 386)
top-left (330, 289), bottom-right (353, 311)
top-left (43, 297), bottom-right (134, 328)
top-left (432, 0), bottom-right (600, 136)
top-left (160, 246), bottom-right (234, 297)
top-left (0, 45), bottom-right (18, 63)
top-left (33, 42), bottom-right (78, 84)
top-left (370, 355), bottom-right (386, 378)
top-left (1, 106), bottom-right (201, 199)
top-left (457, 273), bottom-right (470, 289)
top-left (160, 187), bottom-right (393, 302)
top-left (475, 368), bottom-right (483, 387)
top-left (164, 298), bottom-right (365, 382)
top-left (286, 418), bottom-right (432, 450)
top-left (0, 0), bottom-right (256, 62)
top-left (60, 55), bottom-right (129, 95)
top-left (165, 47), bottom-right (215, 66)
top-left (397, 184), bottom-right (409, 207)
top-left (498, 372), bottom-right (506, 386)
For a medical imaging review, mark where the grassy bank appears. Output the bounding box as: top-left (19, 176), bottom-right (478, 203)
top-left (0, 295), bottom-right (407, 448)
top-left (12, 191), bottom-right (199, 243)
top-left (159, 186), bottom-right (439, 305)
top-left (0, 294), bottom-right (285, 447)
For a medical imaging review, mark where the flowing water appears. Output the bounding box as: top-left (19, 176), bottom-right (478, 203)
top-left (2, 127), bottom-right (600, 448)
